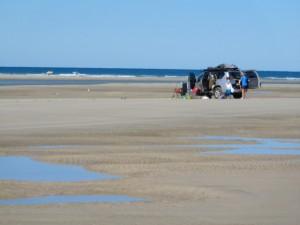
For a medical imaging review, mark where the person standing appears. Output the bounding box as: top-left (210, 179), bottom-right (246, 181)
top-left (208, 73), bottom-right (216, 90)
top-left (240, 72), bottom-right (249, 99)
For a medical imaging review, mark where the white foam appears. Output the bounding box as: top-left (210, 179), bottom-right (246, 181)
top-left (164, 75), bottom-right (181, 78)
top-left (57, 73), bottom-right (82, 77)
top-left (265, 76), bottom-right (300, 80)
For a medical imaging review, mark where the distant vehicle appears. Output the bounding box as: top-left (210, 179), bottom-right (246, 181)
top-left (244, 70), bottom-right (262, 89)
top-left (187, 64), bottom-right (261, 99)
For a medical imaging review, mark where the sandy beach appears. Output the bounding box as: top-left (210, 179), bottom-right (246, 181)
top-left (0, 77), bottom-right (300, 225)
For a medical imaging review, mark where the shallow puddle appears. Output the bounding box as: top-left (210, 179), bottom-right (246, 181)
top-left (0, 195), bottom-right (144, 205)
top-left (195, 136), bottom-right (300, 155)
top-left (31, 145), bottom-right (80, 149)
top-left (0, 156), bottom-right (145, 205)
top-left (0, 156), bottom-right (119, 182)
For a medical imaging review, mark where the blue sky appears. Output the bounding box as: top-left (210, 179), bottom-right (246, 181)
top-left (0, 0), bottom-right (299, 70)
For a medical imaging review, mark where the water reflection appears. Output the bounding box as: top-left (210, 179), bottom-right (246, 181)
top-left (0, 156), bottom-right (119, 182)
top-left (195, 136), bottom-right (300, 155)
top-left (0, 195), bottom-right (144, 205)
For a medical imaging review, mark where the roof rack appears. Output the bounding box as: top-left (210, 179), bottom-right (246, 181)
top-left (205, 64), bottom-right (240, 72)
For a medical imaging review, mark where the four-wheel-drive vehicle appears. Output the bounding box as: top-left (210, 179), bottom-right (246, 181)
top-left (188, 64), bottom-right (261, 99)
top-left (244, 70), bottom-right (261, 89)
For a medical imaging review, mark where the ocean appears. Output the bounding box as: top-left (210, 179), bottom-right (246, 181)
top-left (0, 67), bottom-right (300, 86)
top-left (0, 67), bottom-right (200, 78)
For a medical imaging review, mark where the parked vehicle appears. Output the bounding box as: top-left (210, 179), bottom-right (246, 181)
top-left (244, 70), bottom-right (262, 89)
top-left (187, 64), bottom-right (260, 99)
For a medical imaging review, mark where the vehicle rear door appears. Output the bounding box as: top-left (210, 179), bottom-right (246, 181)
top-left (245, 70), bottom-right (260, 89)
top-left (201, 72), bottom-right (209, 91)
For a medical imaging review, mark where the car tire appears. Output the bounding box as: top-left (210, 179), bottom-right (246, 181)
top-left (213, 87), bottom-right (222, 99)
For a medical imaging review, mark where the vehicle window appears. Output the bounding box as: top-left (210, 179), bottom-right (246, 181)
top-left (246, 71), bottom-right (257, 78)
top-left (207, 72), bottom-right (217, 80)
top-left (230, 71), bottom-right (241, 79)
top-left (216, 72), bottom-right (224, 79)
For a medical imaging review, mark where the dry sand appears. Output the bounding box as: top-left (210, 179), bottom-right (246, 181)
top-left (0, 78), bottom-right (300, 225)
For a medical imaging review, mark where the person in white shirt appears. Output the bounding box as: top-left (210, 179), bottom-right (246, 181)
top-left (224, 72), bottom-right (233, 98)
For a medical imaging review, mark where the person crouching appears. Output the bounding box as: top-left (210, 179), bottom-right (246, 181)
top-left (225, 72), bottom-right (233, 99)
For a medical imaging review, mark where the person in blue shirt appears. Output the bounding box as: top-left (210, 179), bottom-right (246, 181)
top-left (239, 72), bottom-right (249, 99)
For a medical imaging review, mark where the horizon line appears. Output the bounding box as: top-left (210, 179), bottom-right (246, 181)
top-left (0, 65), bottom-right (300, 73)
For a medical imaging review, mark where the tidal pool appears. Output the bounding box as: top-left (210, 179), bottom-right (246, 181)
top-left (0, 156), bottom-right (145, 205)
top-left (0, 156), bottom-right (119, 182)
top-left (31, 145), bottom-right (80, 149)
top-left (194, 136), bottom-right (300, 155)
top-left (0, 195), bottom-right (144, 205)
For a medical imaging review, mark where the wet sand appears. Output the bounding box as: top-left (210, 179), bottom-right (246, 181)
top-left (0, 77), bottom-right (300, 225)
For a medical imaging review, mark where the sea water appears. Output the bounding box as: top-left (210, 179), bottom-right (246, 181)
top-left (0, 67), bottom-right (300, 86)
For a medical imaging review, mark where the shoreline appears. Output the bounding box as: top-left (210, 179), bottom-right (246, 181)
top-left (1, 74), bottom-right (300, 87)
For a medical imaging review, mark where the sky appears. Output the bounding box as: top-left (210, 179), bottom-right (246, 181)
top-left (0, 0), bottom-right (300, 71)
